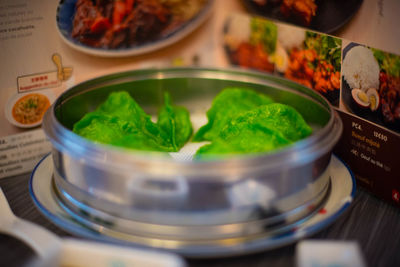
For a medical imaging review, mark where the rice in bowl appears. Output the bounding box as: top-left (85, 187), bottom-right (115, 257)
top-left (342, 45), bottom-right (380, 91)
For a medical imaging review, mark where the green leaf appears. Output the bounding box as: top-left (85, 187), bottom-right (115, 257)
top-left (193, 88), bottom-right (274, 142)
top-left (157, 92), bottom-right (193, 151)
top-left (73, 91), bottom-right (192, 152)
top-left (195, 103), bottom-right (312, 157)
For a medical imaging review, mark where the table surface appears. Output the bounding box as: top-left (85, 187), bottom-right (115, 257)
top-left (1, 170), bottom-right (400, 267)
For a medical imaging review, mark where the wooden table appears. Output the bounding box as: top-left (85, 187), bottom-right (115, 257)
top-left (1, 170), bottom-right (400, 267)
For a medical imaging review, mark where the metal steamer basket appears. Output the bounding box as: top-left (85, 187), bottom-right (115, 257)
top-left (42, 67), bottom-right (342, 254)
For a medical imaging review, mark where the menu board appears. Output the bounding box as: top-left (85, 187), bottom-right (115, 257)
top-left (0, 0), bottom-right (399, 207)
top-left (220, 1), bottom-right (400, 207)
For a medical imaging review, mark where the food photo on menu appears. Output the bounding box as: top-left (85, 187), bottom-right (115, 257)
top-left (223, 14), bottom-right (341, 106)
top-left (341, 42), bottom-right (400, 133)
top-left (276, 24), bottom-right (341, 106)
top-left (5, 91), bottom-right (53, 129)
top-left (241, 0), bottom-right (364, 34)
top-left (3, 53), bottom-right (70, 132)
top-left (223, 14), bottom-right (277, 73)
top-left (57, 0), bottom-right (213, 56)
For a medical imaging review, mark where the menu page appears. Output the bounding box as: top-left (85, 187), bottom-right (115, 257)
top-left (220, 0), bottom-right (400, 207)
top-left (0, 0), bottom-right (217, 178)
top-left (0, 0), bottom-right (399, 208)
top-left (0, 0), bottom-right (66, 177)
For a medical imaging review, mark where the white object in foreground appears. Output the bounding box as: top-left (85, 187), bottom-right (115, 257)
top-left (0, 187), bottom-right (185, 267)
top-left (296, 240), bottom-right (366, 267)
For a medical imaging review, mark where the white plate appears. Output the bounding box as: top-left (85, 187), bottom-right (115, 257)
top-left (56, 0), bottom-right (214, 57)
top-left (29, 154), bottom-right (355, 258)
top-left (5, 90), bottom-right (56, 129)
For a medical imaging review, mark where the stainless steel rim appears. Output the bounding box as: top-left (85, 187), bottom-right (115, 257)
top-left (42, 67), bottom-right (342, 180)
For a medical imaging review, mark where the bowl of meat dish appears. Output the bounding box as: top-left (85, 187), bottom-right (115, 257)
top-left (242, 0), bottom-right (364, 34)
top-left (42, 67), bottom-right (342, 253)
top-left (56, 0), bottom-right (213, 56)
